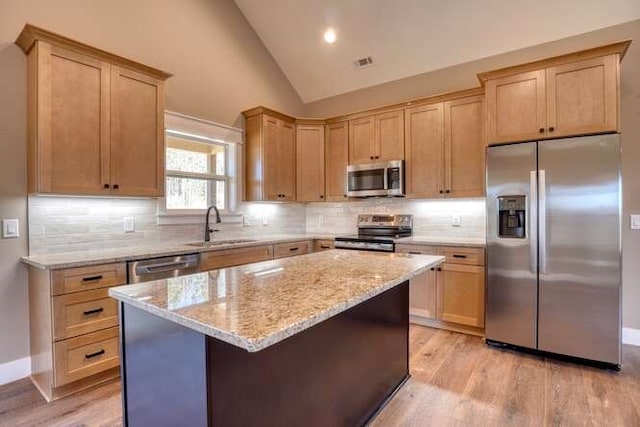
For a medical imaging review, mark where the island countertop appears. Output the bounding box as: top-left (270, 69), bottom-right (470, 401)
top-left (109, 249), bottom-right (444, 352)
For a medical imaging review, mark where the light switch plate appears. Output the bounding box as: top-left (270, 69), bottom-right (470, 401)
top-left (452, 215), bottom-right (462, 227)
top-left (262, 216), bottom-right (268, 226)
top-left (631, 214), bottom-right (640, 230)
top-left (124, 217), bottom-right (135, 233)
top-left (2, 219), bottom-right (19, 238)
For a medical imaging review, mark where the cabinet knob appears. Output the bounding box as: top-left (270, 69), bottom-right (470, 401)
top-left (445, 189), bottom-right (450, 194)
top-left (319, 195), bottom-right (324, 199)
top-left (439, 190), bottom-right (444, 194)
top-left (548, 126), bottom-right (555, 132)
top-left (539, 128), bottom-right (545, 133)
top-left (113, 184), bottom-right (119, 189)
top-left (370, 156), bottom-right (374, 160)
top-left (430, 267), bottom-right (435, 271)
top-left (343, 194), bottom-right (347, 198)
top-left (437, 267), bottom-right (442, 271)
top-left (103, 184), bottom-right (110, 189)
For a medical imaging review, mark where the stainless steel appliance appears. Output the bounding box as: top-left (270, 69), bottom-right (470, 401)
top-left (334, 214), bottom-right (412, 252)
top-left (128, 254), bottom-right (201, 283)
top-left (346, 160), bottom-right (404, 197)
top-left (486, 134), bottom-right (621, 368)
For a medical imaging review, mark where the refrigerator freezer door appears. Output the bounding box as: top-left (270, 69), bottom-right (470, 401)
top-left (537, 135), bottom-right (621, 365)
top-left (486, 142), bottom-right (538, 348)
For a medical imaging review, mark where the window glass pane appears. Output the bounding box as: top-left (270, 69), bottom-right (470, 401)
top-left (214, 149), bottom-right (225, 175)
top-left (166, 148), bottom-right (210, 174)
top-left (165, 177), bottom-right (225, 210)
top-left (166, 177), bottom-right (210, 210)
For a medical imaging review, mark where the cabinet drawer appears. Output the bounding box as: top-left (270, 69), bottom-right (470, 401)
top-left (314, 239), bottom-right (335, 251)
top-left (395, 244), bottom-right (438, 255)
top-left (53, 289), bottom-right (118, 341)
top-left (201, 245), bottom-right (273, 271)
top-left (438, 247), bottom-right (485, 266)
top-left (273, 240), bottom-right (312, 259)
top-left (53, 327), bottom-right (119, 387)
top-left (51, 263), bottom-right (127, 296)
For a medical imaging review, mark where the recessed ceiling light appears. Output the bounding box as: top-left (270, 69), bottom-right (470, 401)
top-left (323, 28), bottom-right (336, 44)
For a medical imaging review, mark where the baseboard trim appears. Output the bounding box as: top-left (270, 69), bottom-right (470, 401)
top-left (0, 356), bottom-right (31, 385)
top-left (623, 327), bottom-right (640, 346)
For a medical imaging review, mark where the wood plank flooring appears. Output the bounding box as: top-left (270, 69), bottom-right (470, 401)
top-left (1, 325), bottom-right (639, 426)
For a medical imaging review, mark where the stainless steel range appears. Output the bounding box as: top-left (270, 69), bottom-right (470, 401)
top-left (334, 214), bottom-right (412, 252)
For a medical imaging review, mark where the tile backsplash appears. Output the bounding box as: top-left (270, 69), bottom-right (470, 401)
top-left (28, 196), bottom-right (306, 255)
top-left (28, 196), bottom-right (485, 255)
top-left (305, 198), bottom-right (486, 237)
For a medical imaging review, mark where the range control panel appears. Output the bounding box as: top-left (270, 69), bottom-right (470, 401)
top-left (357, 214), bottom-right (413, 229)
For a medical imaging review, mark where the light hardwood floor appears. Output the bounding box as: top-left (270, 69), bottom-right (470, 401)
top-left (1, 325), bottom-right (639, 426)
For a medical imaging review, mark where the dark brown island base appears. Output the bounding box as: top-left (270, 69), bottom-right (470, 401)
top-left (109, 250), bottom-right (443, 426)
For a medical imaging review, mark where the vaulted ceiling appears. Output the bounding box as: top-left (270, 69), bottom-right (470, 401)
top-left (234, 0), bottom-right (640, 103)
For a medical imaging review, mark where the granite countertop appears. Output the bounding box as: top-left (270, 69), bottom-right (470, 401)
top-left (395, 236), bottom-right (486, 248)
top-left (20, 234), bottom-right (337, 270)
top-left (109, 250), bottom-right (444, 352)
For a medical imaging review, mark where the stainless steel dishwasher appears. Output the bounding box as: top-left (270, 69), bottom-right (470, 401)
top-left (127, 253), bottom-right (201, 283)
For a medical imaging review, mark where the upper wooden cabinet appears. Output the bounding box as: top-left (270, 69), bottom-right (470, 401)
top-left (296, 123), bottom-right (325, 202)
top-left (325, 121), bottom-right (349, 201)
top-left (16, 24), bottom-right (170, 197)
top-left (243, 108), bottom-right (296, 201)
top-left (405, 93), bottom-right (484, 199)
top-left (482, 41), bottom-right (630, 144)
top-left (348, 110), bottom-right (404, 164)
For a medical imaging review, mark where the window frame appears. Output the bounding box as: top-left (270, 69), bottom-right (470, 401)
top-left (158, 111), bottom-right (244, 225)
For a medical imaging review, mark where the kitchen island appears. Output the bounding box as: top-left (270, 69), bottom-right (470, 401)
top-left (109, 249), bottom-right (443, 426)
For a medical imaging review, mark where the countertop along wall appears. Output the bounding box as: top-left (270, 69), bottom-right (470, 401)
top-left (0, 0), bottom-right (306, 379)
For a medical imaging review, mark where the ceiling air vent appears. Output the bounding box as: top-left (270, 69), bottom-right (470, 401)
top-left (354, 56), bottom-right (374, 69)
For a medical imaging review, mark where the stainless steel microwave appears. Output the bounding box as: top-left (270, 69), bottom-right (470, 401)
top-left (346, 160), bottom-right (404, 197)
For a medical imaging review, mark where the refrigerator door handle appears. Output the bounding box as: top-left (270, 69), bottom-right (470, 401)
top-left (529, 171), bottom-right (538, 273)
top-left (539, 169), bottom-right (547, 274)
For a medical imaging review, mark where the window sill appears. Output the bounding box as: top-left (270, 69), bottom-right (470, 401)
top-left (157, 211), bottom-right (243, 226)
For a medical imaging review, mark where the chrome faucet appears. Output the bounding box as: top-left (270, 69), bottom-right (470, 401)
top-left (204, 204), bottom-right (222, 242)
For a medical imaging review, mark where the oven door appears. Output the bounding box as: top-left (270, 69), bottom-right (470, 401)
top-left (347, 163), bottom-right (387, 197)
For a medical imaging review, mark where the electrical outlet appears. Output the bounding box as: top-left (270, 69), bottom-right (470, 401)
top-left (242, 215), bottom-right (252, 226)
top-left (452, 215), bottom-right (462, 227)
top-left (2, 219), bottom-right (19, 238)
top-left (124, 217), bottom-right (135, 233)
top-left (631, 214), bottom-right (640, 230)
top-left (262, 216), bottom-right (268, 226)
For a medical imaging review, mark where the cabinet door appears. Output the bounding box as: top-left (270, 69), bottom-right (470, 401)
top-left (325, 121), bottom-right (349, 201)
top-left (486, 70), bottom-right (546, 144)
top-left (110, 66), bottom-right (164, 196)
top-left (296, 125), bottom-right (325, 202)
top-left (410, 268), bottom-right (438, 319)
top-left (404, 103), bottom-right (444, 198)
top-left (374, 110), bottom-right (404, 161)
top-left (348, 116), bottom-right (375, 164)
top-left (35, 43), bottom-right (111, 195)
top-left (438, 264), bottom-right (485, 328)
top-left (262, 115), bottom-right (281, 201)
top-left (278, 121), bottom-right (296, 201)
top-left (546, 54), bottom-right (619, 138)
top-left (444, 95), bottom-right (485, 197)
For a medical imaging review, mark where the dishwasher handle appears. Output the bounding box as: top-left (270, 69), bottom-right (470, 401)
top-left (140, 261), bottom-right (190, 274)
top-left (130, 254), bottom-right (200, 281)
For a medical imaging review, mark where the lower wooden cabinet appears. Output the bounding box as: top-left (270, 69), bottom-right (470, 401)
top-left (314, 239), bottom-right (335, 251)
top-left (395, 244), bottom-right (486, 334)
top-left (273, 240), bottom-right (312, 259)
top-left (200, 245), bottom-right (274, 270)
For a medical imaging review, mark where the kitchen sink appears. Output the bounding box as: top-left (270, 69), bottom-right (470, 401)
top-left (185, 239), bottom-right (258, 247)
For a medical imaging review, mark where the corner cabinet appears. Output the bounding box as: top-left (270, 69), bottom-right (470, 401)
top-left (243, 108), bottom-right (296, 201)
top-left (405, 93), bottom-right (485, 199)
top-left (483, 41), bottom-right (630, 144)
top-left (16, 24), bottom-right (170, 197)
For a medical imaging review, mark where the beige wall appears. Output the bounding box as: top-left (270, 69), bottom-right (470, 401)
top-left (305, 20), bottom-right (640, 330)
top-left (0, 0), bottom-right (305, 366)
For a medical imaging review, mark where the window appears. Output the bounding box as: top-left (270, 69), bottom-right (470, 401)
top-left (165, 132), bottom-right (228, 211)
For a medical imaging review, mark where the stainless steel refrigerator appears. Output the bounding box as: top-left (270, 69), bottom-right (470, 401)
top-left (486, 134), bottom-right (621, 368)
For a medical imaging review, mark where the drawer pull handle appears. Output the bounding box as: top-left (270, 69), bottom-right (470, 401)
top-left (85, 349), bottom-right (105, 359)
top-left (82, 275), bottom-right (103, 282)
top-left (408, 251), bottom-right (422, 255)
top-left (289, 247), bottom-right (299, 251)
top-left (83, 307), bottom-right (104, 316)
top-left (320, 245), bottom-right (331, 249)
top-left (452, 254), bottom-right (467, 259)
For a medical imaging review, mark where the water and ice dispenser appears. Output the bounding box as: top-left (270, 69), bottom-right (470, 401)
top-left (497, 196), bottom-right (526, 238)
